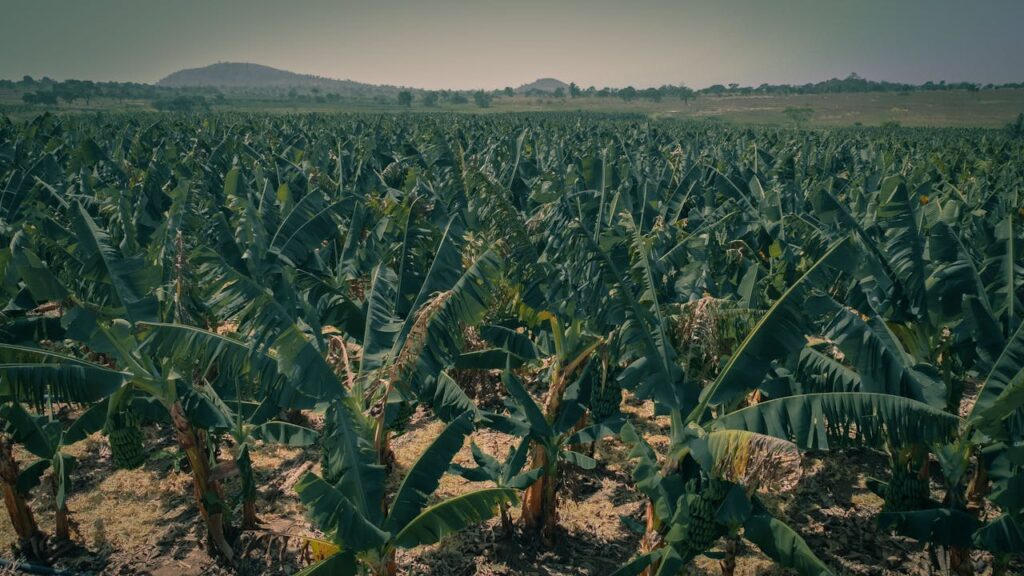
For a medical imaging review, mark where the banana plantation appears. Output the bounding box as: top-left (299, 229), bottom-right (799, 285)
top-left (0, 111), bottom-right (1022, 575)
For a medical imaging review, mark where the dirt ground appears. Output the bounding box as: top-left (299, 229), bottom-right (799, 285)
top-left (0, 393), bottom-right (1018, 576)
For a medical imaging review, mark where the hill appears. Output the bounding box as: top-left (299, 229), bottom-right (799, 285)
top-left (517, 77), bottom-right (570, 94)
top-left (156, 62), bottom-right (400, 97)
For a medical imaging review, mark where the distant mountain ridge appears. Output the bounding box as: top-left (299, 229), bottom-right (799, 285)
top-left (156, 62), bottom-right (401, 96)
top-left (157, 63), bottom-right (573, 98)
top-left (516, 78), bottom-right (570, 94)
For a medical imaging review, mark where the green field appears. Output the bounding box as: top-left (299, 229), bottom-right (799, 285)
top-left (1, 112), bottom-right (1023, 575)
top-left (4, 87), bottom-right (1024, 127)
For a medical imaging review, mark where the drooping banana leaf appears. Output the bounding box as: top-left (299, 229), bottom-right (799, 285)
top-left (10, 231), bottom-right (67, 302)
top-left (711, 392), bottom-right (962, 451)
top-left (974, 514), bottom-right (1024, 553)
top-left (386, 411), bottom-right (475, 532)
top-left (292, 550), bottom-right (359, 576)
top-left (70, 202), bottom-right (159, 322)
top-left (400, 249), bottom-right (504, 410)
top-left (269, 191), bottom-right (343, 268)
top-left (967, 321), bottom-right (1024, 435)
top-left (319, 397), bottom-right (387, 525)
top-left (744, 505), bottom-right (834, 576)
top-left (293, 472), bottom-right (390, 552)
top-left (697, 236), bottom-right (858, 412)
top-left (249, 422), bottom-right (318, 447)
top-left (391, 487), bottom-right (517, 548)
top-left (792, 347), bottom-right (862, 393)
top-left (875, 176), bottom-right (929, 319)
top-left (354, 264), bottom-right (400, 395)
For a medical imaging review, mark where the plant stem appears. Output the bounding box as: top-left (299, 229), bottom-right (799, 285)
top-left (170, 402), bottom-right (234, 562)
top-left (0, 435), bottom-right (46, 560)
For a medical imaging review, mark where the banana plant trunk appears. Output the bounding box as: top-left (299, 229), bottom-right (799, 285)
top-left (53, 500), bottom-right (71, 542)
top-left (0, 435), bottom-right (46, 559)
top-left (242, 499), bottom-right (259, 530)
top-left (521, 333), bottom-right (601, 546)
top-left (947, 452), bottom-right (990, 576)
top-left (639, 500), bottom-right (662, 576)
top-left (236, 444), bottom-right (260, 530)
top-left (500, 502), bottom-right (514, 535)
top-left (721, 535), bottom-right (740, 576)
top-left (170, 402), bottom-right (234, 562)
top-left (948, 546), bottom-right (974, 576)
top-left (373, 549), bottom-right (397, 576)
top-left (520, 446), bottom-right (558, 546)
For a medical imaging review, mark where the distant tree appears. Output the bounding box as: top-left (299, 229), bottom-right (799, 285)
top-left (783, 107), bottom-right (814, 128)
top-left (569, 82), bottom-right (580, 98)
top-left (397, 90), bottom-right (413, 107)
top-left (619, 86), bottom-right (637, 102)
top-left (640, 87), bottom-right (662, 102)
top-left (553, 87), bottom-right (565, 99)
top-left (678, 84), bottom-right (695, 103)
top-left (55, 86), bottom-right (79, 105)
top-left (503, 86), bottom-right (515, 97)
top-left (422, 91), bottom-right (439, 107)
top-left (473, 90), bottom-right (492, 108)
top-left (451, 92), bottom-right (469, 104)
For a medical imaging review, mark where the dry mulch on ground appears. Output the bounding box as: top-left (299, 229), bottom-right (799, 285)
top-left (1, 394), bottom-right (1019, 575)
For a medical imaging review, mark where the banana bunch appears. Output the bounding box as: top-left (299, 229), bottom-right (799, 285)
top-left (883, 468), bottom-right (929, 512)
top-left (676, 478), bottom-right (729, 555)
top-left (588, 378), bottom-right (622, 422)
top-left (105, 410), bottom-right (146, 470)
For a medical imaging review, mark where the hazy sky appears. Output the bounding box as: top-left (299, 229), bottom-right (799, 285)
top-left (2, 0), bottom-right (1022, 89)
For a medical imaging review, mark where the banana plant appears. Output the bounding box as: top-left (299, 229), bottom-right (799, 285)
top-left (869, 320), bottom-right (1024, 573)
top-left (0, 430), bottom-right (46, 560)
top-left (0, 401), bottom-right (109, 544)
top-left (172, 347), bottom-right (321, 528)
top-left (699, 317), bottom-right (1024, 573)
top-left (169, 219), bottom-right (504, 549)
top-left (612, 423), bottom-right (831, 576)
top-left (8, 202), bottom-right (244, 561)
top-left (0, 322), bottom-right (129, 557)
top-left (588, 226), bottom-right (860, 573)
top-left (136, 318), bottom-right (331, 529)
top-left (295, 411), bottom-right (517, 576)
top-left (230, 414), bottom-right (319, 529)
top-left (498, 363), bottom-right (621, 544)
top-left (449, 436), bottom-right (543, 534)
